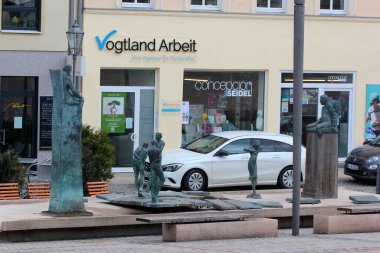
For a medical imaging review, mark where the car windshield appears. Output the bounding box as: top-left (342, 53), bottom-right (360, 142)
top-left (182, 135), bottom-right (229, 154)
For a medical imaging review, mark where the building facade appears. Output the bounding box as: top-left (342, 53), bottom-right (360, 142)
top-left (80, 0), bottom-right (380, 172)
top-left (0, 0), bottom-right (69, 162)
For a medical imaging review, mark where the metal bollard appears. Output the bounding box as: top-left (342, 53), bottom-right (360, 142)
top-left (377, 168), bottom-right (380, 194)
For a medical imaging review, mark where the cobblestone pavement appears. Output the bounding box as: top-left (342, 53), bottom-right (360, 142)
top-left (1, 229), bottom-right (380, 253)
top-left (6, 167), bottom-right (376, 252)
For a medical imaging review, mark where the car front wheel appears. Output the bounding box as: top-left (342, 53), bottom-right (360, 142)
top-left (278, 166), bottom-right (294, 189)
top-left (182, 169), bottom-right (207, 191)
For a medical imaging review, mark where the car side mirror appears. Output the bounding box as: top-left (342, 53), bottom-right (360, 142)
top-left (215, 150), bottom-right (229, 157)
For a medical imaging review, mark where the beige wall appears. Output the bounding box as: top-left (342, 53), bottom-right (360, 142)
top-left (84, 0), bottom-right (380, 17)
top-left (0, 0), bottom-right (69, 51)
top-left (83, 9), bottom-right (380, 149)
top-left (355, 0), bottom-right (380, 17)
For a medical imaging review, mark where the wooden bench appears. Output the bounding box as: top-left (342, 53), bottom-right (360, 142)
top-left (0, 183), bottom-right (20, 200)
top-left (86, 181), bottom-right (110, 196)
top-left (314, 204), bottom-right (380, 234)
top-left (137, 213), bottom-right (278, 242)
top-left (27, 182), bottom-right (50, 199)
top-left (337, 204), bottom-right (380, 214)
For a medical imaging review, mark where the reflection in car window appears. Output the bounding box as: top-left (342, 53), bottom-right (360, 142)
top-left (275, 142), bottom-right (293, 152)
top-left (182, 135), bottom-right (229, 154)
top-left (253, 139), bottom-right (275, 152)
top-left (221, 139), bottom-right (250, 155)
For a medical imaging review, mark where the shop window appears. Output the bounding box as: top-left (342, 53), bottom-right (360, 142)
top-left (122, 0), bottom-right (151, 8)
top-left (280, 88), bottom-right (318, 146)
top-left (182, 71), bottom-right (265, 145)
top-left (1, 0), bottom-right (41, 31)
top-left (191, 0), bottom-right (220, 11)
top-left (320, 0), bottom-right (346, 15)
top-left (100, 69), bottom-right (155, 87)
top-left (0, 76), bottom-right (38, 158)
top-left (257, 0), bottom-right (284, 13)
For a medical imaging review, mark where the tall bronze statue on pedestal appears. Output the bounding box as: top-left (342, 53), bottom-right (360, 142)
top-left (48, 65), bottom-right (88, 214)
top-left (303, 95), bottom-right (340, 199)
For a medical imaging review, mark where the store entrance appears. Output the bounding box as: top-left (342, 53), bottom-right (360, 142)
top-left (280, 87), bottom-right (353, 159)
top-left (100, 87), bottom-right (155, 172)
top-left (0, 77), bottom-right (38, 159)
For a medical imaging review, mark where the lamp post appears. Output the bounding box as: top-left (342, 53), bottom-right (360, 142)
top-left (66, 20), bottom-right (84, 91)
top-left (292, 0), bottom-right (304, 236)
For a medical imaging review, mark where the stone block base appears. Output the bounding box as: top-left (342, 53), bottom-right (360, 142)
top-left (302, 132), bottom-right (338, 199)
top-left (314, 214), bottom-right (380, 234)
top-left (162, 218), bottom-right (278, 242)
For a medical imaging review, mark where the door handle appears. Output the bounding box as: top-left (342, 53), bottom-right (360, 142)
top-left (130, 133), bottom-right (136, 142)
top-left (273, 155), bottom-right (281, 159)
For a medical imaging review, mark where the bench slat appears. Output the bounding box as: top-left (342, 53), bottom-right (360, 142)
top-left (337, 204), bottom-right (380, 214)
top-left (86, 181), bottom-right (109, 196)
top-left (0, 183), bottom-right (20, 200)
top-left (27, 182), bottom-right (50, 199)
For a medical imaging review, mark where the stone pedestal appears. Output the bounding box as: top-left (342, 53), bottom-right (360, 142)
top-left (302, 132), bottom-right (338, 199)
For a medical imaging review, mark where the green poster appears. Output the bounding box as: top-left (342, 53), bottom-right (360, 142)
top-left (101, 92), bottom-right (126, 133)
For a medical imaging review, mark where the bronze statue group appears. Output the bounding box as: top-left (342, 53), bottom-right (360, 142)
top-left (132, 132), bottom-right (165, 203)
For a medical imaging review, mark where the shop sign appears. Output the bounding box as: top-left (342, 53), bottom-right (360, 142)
top-left (96, 30), bottom-right (197, 54)
top-left (161, 100), bottom-right (181, 114)
top-left (101, 92), bottom-right (126, 133)
top-left (194, 81), bottom-right (252, 97)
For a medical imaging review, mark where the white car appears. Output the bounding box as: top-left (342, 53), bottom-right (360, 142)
top-left (144, 131), bottom-right (306, 191)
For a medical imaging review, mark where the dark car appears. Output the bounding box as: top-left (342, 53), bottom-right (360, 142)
top-left (344, 137), bottom-right (380, 182)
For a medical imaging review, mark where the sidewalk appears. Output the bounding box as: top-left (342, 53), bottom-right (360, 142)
top-left (1, 228), bottom-right (380, 253)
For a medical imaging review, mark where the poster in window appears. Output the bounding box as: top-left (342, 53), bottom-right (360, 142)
top-left (182, 101), bottom-right (189, 124)
top-left (101, 92), bottom-right (126, 133)
top-left (365, 84), bottom-right (380, 141)
top-left (40, 96), bottom-right (53, 149)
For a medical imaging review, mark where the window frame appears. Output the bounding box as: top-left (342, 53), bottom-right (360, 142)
top-left (191, 0), bottom-right (220, 11)
top-left (1, 0), bottom-right (41, 31)
top-left (320, 0), bottom-right (346, 15)
top-left (256, 0), bottom-right (285, 14)
top-left (121, 0), bottom-right (152, 9)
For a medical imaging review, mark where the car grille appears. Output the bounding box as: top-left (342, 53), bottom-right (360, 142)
top-left (345, 156), bottom-right (365, 166)
top-left (144, 162), bottom-right (151, 172)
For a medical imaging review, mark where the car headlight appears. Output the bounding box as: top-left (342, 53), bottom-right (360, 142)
top-left (366, 156), bottom-right (379, 164)
top-left (162, 163), bottom-right (183, 172)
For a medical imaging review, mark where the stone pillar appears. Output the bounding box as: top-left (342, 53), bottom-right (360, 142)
top-left (302, 132), bottom-right (338, 199)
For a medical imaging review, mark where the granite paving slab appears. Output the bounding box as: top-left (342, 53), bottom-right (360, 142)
top-left (222, 199), bottom-right (262, 210)
top-left (349, 195), bottom-right (380, 204)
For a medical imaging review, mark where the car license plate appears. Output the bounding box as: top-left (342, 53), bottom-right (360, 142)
top-left (347, 163), bottom-right (358, 170)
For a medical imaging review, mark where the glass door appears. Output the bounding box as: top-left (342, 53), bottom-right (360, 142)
top-left (101, 91), bottom-right (136, 168)
top-left (280, 88), bottom-right (319, 146)
top-left (100, 87), bottom-right (155, 171)
top-left (323, 90), bottom-right (351, 158)
top-left (0, 77), bottom-right (37, 158)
